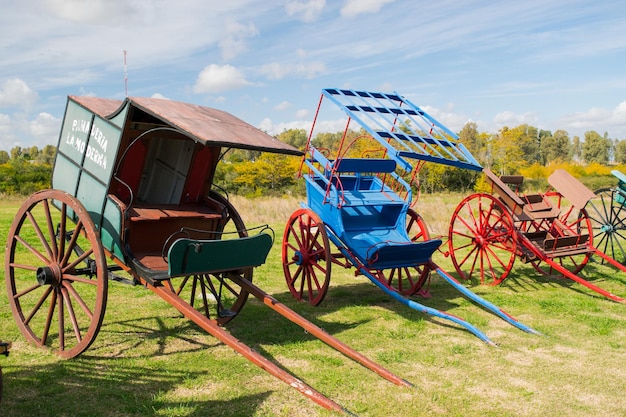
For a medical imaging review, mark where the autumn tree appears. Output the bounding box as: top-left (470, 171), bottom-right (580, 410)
top-left (459, 121), bottom-right (490, 163)
top-left (541, 129), bottom-right (571, 163)
top-left (615, 139), bottom-right (626, 164)
top-left (582, 131), bottom-right (611, 164)
top-left (276, 129), bottom-right (308, 150)
top-left (486, 127), bottom-right (525, 175)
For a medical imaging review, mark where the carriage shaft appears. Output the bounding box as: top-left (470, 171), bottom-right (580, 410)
top-left (142, 278), bottom-right (350, 414)
top-left (230, 274), bottom-right (413, 388)
top-left (519, 237), bottom-right (626, 303)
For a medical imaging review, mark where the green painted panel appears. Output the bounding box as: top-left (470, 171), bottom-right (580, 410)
top-left (167, 233), bottom-right (273, 277)
top-left (76, 173), bottom-right (107, 228)
top-left (56, 101), bottom-right (93, 166)
top-left (52, 153), bottom-right (81, 196)
top-left (82, 116), bottom-right (120, 182)
top-left (102, 197), bottom-right (124, 260)
top-left (108, 106), bottom-right (128, 128)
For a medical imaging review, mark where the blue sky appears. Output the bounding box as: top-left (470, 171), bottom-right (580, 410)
top-left (1, 0), bottom-right (625, 152)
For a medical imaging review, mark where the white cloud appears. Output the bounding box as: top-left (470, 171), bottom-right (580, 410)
top-left (258, 118), bottom-right (310, 136)
top-left (219, 20), bottom-right (259, 61)
top-left (493, 111), bottom-right (539, 129)
top-left (259, 61), bottom-right (327, 80)
top-left (340, 0), bottom-right (395, 17)
top-left (29, 112), bottom-right (61, 142)
top-left (193, 64), bottom-right (254, 94)
top-left (0, 113), bottom-right (11, 135)
top-left (0, 79), bottom-right (38, 109)
top-left (296, 109), bottom-right (310, 119)
top-left (286, 0), bottom-right (325, 22)
top-left (421, 104), bottom-right (471, 134)
top-left (42, 0), bottom-right (135, 24)
top-left (274, 101), bottom-right (292, 111)
top-left (559, 101), bottom-right (626, 138)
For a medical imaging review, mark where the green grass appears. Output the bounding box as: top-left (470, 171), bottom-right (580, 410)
top-left (1, 195), bottom-right (626, 416)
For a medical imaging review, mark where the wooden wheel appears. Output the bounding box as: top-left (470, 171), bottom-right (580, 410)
top-left (586, 187), bottom-right (626, 264)
top-left (448, 193), bottom-right (516, 285)
top-left (174, 191), bottom-right (251, 325)
top-left (526, 194), bottom-right (591, 276)
top-left (5, 190), bottom-right (108, 358)
top-left (372, 209), bottom-right (432, 296)
top-left (282, 208), bottom-right (331, 306)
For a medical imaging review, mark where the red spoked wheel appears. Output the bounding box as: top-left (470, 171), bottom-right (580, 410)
top-left (282, 208), bottom-right (331, 306)
top-left (585, 187), bottom-right (626, 264)
top-left (372, 209), bottom-right (432, 296)
top-left (5, 190), bottom-right (108, 358)
top-left (174, 191), bottom-right (252, 325)
top-left (526, 196), bottom-right (592, 276)
top-left (449, 193), bottom-right (517, 285)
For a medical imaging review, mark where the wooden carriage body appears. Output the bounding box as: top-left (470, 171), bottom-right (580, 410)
top-left (53, 96), bottom-right (299, 278)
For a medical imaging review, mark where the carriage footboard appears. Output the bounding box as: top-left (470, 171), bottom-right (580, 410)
top-left (167, 231), bottom-right (274, 277)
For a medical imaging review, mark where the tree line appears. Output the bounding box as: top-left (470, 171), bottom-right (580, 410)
top-left (1, 124), bottom-right (624, 196)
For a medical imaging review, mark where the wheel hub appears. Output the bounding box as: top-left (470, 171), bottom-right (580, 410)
top-left (601, 223), bottom-right (616, 233)
top-left (292, 250), bottom-right (305, 265)
top-left (36, 264), bottom-right (62, 286)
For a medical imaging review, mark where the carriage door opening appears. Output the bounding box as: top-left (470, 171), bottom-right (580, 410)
top-left (137, 138), bottom-right (194, 204)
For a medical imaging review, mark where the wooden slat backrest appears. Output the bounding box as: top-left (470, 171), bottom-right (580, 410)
top-left (483, 169), bottom-right (525, 216)
top-left (547, 169), bottom-right (596, 209)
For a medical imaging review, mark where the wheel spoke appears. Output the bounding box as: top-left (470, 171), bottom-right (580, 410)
top-left (41, 290), bottom-right (57, 347)
top-left (14, 235), bottom-right (50, 264)
top-left (23, 286), bottom-right (54, 325)
top-left (170, 192), bottom-right (252, 325)
top-left (25, 211), bottom-right (55, 260)
top-left (61, 286), bottom-right (82, 342)
top-left (63, 281), bottom-right (94, 319)
top-left (42, 198), bottom-right (59, 261)
top-left (60, 220), bottom-right (84, 267)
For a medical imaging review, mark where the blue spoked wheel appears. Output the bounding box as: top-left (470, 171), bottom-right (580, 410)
top-left (586, 187), bottom-right (626, 264)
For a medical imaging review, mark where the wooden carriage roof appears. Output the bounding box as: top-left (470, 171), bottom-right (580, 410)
top-left (69, 95), bottom-right (302, 156)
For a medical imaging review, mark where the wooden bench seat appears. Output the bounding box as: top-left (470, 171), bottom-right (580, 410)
top-left (126, 203), bottom-right (224, 258)
top-left (484, 169), bottom-right (560, 221)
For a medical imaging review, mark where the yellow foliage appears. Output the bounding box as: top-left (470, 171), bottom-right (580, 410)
top-left (519, 163), bottom-right (546, 179)
top-left (474, 175), bottom-right (492, 193)
top-left (584, 162), bottom-right (612, 176)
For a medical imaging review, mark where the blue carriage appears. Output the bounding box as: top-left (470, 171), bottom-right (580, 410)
top-left (282, 88), bottom-right (539, 344)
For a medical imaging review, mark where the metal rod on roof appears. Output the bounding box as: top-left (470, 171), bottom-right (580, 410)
top-left (124, 50), bottom-right (128, 97)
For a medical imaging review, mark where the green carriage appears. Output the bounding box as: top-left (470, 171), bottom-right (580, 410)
top-left (4, 96), bottom-right (410, 413)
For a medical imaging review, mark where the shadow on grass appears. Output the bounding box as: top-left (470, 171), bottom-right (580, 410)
top-left (1, 357), bottom-right (271, 417)
top-left (500, 261), bottom-right (626, 302)
top-left (228, 275), bottom-right (498, 349)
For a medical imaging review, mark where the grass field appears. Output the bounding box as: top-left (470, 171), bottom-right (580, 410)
top-left (1, 194), bottom-right (625, 416)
